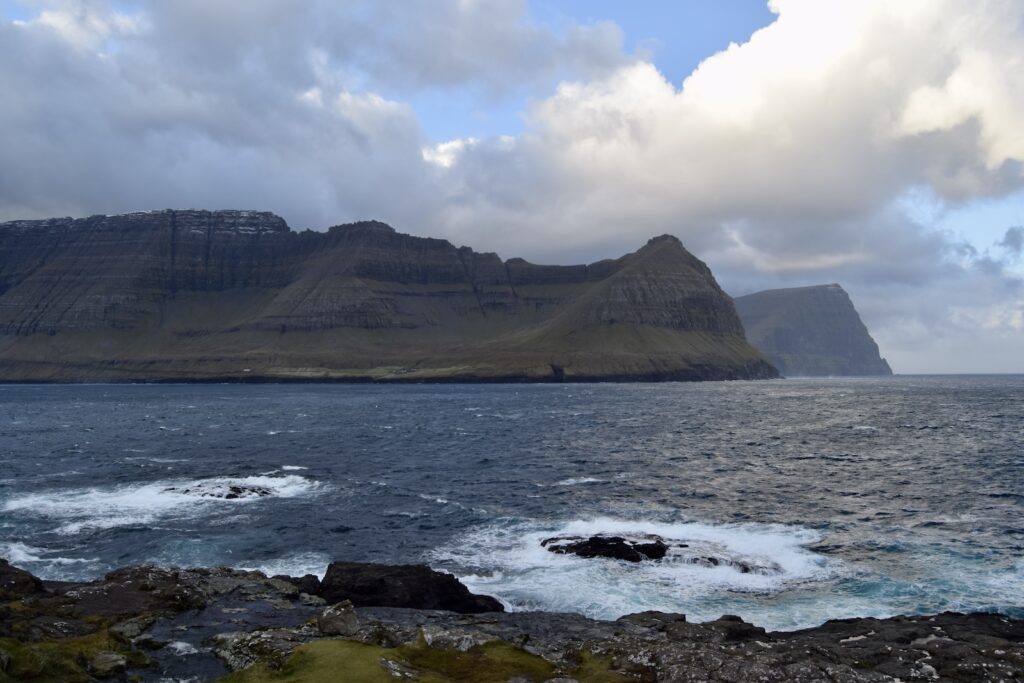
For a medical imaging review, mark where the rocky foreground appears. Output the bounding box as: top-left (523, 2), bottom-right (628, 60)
top-left (2, 559), bottom-right (1022, 682)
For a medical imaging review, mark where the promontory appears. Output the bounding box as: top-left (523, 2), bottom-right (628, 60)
top-left (0, 210), bottom-right (777, 383)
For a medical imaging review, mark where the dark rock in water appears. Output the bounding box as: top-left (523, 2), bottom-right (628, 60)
top-left (684, 555), bottom-right (766, 574)
top-left (0, 558), bottom-right (44, 598)
top-left (319, 562), bottom-right (504, 613)
top-left (542, 534), bottom-right (669, 562)
top-left (163, 484), bottom-right (273, 499)
top-left (734, 283), bottom-right (892, 377)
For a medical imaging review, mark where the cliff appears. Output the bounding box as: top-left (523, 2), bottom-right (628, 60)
top-left (734, 284), bottom-right (892, 377)
top-left (0, 209), bottom-right (778, 382)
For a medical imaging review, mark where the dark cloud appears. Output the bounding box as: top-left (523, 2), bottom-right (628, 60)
top-left (999, 226), bottom-right (1023, 255)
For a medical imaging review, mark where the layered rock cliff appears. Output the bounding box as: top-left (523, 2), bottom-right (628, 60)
top-left (734, 284), bottom-right (892, 377)
top-left (0, 209), bottom-right (778, 382)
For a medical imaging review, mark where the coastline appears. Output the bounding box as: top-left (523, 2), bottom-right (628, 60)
top-left (2, 559), bottom-right (1021, 682)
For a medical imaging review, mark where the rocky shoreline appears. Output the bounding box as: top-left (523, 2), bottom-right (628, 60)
top-left (2, 558), bottom-right (1022, 682)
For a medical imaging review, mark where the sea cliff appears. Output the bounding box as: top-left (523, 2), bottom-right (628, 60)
top-left (0, 210), bottom-right (777, 383)
top-left (734, 284), bottom-right (892, 377)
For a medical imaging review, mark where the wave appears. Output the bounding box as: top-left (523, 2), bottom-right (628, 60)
top-left (2, 474), bottom-right (322, 535)
top-left (553, 477), bottom-right (604, 486)
top-left (0, 541), bottom-right (97, 575)
top-left (236, 551), bottom-right (331, 580)
top-left (430, 516), bottom-right (837, 627)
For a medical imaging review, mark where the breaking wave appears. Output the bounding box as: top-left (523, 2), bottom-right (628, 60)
top-left (2, 474), bottom-right (322, 535)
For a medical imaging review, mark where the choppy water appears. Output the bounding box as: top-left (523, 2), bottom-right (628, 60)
top-left (1, 377), bottom-right (1022, 630)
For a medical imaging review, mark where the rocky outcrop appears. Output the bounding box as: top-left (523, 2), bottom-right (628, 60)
top-left (319, 562), bottom-right (504, 613)
top-left (0, 558), bottom-right (44, 599)
top-left (542, 534), bottom-right (670, 562)
top-left (734, 284), bottom-right (892, 377)
top-left (0, 560), bottom-right (1021, 681)
top-left (0, 210), bottom-right (778, 382)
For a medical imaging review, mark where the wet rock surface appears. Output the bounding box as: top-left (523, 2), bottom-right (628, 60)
top-left (320, 561), bottom-right (505, 613)
top-left (1, 559), bottom-right (1022, 681)
top-left (542, 534), bottom-right (670, 562)
top-left (163, 483), bottom-right (274, 499)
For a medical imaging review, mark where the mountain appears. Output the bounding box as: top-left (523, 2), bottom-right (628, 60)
top-left (0, 209), bottom-right (778, 382)
top-left (733, 284), bottom-right (892, 377)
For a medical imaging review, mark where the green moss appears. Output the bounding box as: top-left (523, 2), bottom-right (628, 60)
top-left (217, 639), bottom-right (631, 683)
top-left (400, 640), bottom-right (555, 682)
top-left (217, 641), bottom-right (405, 683)
top-left (0, 631), bottom-right (122, 683)
top-left (569, 651), bottom-right (632, 682)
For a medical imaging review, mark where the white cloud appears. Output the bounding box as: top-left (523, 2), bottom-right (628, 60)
top-left (1, 0), bottom-right (1022, 370)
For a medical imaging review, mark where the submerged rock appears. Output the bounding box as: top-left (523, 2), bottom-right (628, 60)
top-left (319, 562), bottom-right (504, 613)
top-left (163, 484), bottom-right (273, 499)
top-left (541, 534), bottom-right (669, 562)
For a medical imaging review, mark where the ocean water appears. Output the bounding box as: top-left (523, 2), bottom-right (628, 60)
top-left (1, 377), bottom-right (1022, 631)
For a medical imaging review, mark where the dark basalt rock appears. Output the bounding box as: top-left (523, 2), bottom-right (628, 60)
top-left (274, 573), bottom-right (321, 596)
top-left (1, 560), bottom-right (1022, 681)
top-left (319, 562), bottom-right (504, 613)
top-left (163, 484), bottom-right (273, 499)
top-left (542, 534), bottom-right (669, 562)
top-left (0, 558), bottom-right (45, 599)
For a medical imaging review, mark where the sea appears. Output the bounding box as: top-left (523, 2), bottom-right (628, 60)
top-left (1, 376), bottom-right (1022, 631)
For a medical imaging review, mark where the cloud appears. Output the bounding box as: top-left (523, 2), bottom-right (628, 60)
top-left (0, 0), bottom-right (1022, 371)
top-left (999, 226), bottom-right (1024, 256)
top-left (425, 0), bottom-right (1024, 371)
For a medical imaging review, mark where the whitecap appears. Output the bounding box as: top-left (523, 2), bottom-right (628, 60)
top-left (281, 465), bottom-right (308, 471)
top-left (237, 551), bottom-right (331, 580)
top-left (430, 516), bottom-right (836, 627)
top-left (0, 541), bottom-right (97, 576)
top-left (2, 474), bottom-right (323, 535)
top-left (554, 477), bottom-right (604, 486)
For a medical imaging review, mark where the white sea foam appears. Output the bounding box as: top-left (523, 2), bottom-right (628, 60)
top-left (553, 477), bottom-right (604, 486)
top-left (281, 465), bottom-right (308, 471)
top-left (237, 551), bottom-right (331, 580)
top-left (0, 541), bottom-right (95, 566)
top-left (167, 641), bottom-right (200, 656)
top-left (2, 474), bottom-right (322, 535)
top-left (431, 516), bottom-right (836, 625)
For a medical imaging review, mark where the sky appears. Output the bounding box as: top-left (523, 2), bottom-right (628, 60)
top-left (1, 0), bottom-right (1022, 373)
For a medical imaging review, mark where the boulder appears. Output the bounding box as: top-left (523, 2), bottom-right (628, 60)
top-left (0, 559), bottom-right (44, 599)
top-left (320, 562), bottom-right (503, 613)
top-left (317, 600), bottom-right (359, 636)
top-left (273, 573), bottom-right (321, 596)
top-left (88, 651), bottom-right (126, 678)
top-left (541, 535), bottom-right (669, 562)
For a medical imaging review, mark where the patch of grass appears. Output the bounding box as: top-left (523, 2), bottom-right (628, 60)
top-left (570, 651), bottom-right (632, 682)
top-left (0, 631), bottom-right (121, 683)
top-left (217, 639), bottom-right (632, 683)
